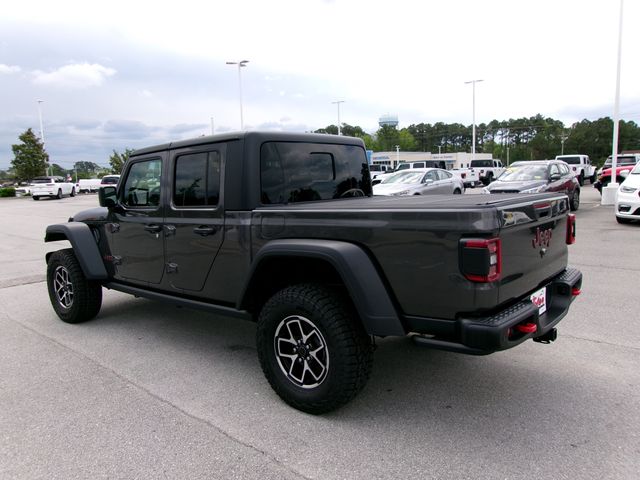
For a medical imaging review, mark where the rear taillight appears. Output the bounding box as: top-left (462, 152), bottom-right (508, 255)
top-left (460, 238), bottom-right (502, 283)
top-left (566, 213), bottom-right (576, 244)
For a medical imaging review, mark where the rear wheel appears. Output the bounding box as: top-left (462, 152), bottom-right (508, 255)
top-left (70, 187), bottom-right (76, 197)
top-left (56, 189), bottom-right (62, 199)
top-left (453, 188), bottom-right (462, 194)
top-left (47, 249), bottom-right (102, 323)
top-left (570, 189), bottom-right (580, 211)
top-left (578, 172), bottom-right (585, 186)
top-left (256, 284), bottom-right (373, 414)
top-left (32, 196), bottom-right (40, 201)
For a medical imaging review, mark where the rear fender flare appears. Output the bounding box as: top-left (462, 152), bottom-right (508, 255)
top-left (241, 239), bottom-right (405, 336)
top-left (45, 223), bottom-right (108, 280)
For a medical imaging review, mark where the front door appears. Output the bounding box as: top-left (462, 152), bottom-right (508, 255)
top-left (109, 156), bottom-right (165, 285)
top-left (163, 146), bottom-right (225, 292)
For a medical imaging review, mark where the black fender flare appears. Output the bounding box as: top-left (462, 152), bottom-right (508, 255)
top-left (45, 223), bottom-right (108, 280)
top-left (241, 239), bottom-right (405, 336)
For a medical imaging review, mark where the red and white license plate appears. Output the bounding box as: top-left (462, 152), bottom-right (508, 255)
top-left (530, 287), bottom-right (547, 315)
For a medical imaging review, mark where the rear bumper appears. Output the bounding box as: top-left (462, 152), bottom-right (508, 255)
top-left (413, 267), bottom-right (582, 355)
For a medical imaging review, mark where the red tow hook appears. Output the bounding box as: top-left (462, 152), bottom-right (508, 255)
top-left (515, 323), bottom-right (538, 334)
top-left (572, 287), bottom-right (581, 296)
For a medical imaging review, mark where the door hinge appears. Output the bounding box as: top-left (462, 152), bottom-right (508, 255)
top-left (166, 262), bottom-right (178, 274)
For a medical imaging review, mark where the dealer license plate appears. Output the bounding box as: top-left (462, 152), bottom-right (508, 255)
top-left (530, 287), bottom-right (547, 315)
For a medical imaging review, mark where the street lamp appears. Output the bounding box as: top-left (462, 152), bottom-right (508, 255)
top-left (332, 100), bottom-right (345, 135)
top-left (464, 79), bottom-right (483, 161)
top-left (36, 99), bottom-right (49, 175)
top-left (226, 60), bottom-right (249, 130)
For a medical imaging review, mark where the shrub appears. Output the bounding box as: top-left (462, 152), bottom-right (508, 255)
top-left (0, 187), bottom-right (16, 197)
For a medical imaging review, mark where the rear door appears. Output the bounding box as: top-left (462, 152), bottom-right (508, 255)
top-left (162, 144), bottom-right (225, 292)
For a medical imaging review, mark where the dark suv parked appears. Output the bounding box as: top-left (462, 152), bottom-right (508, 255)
top-left (483, 160), bottom-right (580, 211)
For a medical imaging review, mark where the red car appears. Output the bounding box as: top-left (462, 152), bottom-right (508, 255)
top-left (594, 154), bottom-right (640, 193)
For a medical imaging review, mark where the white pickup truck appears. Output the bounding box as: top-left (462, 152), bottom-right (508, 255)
top-left (555, 155), bottom-right (596, 185)
top-left (77, 178), bottom-right (102, 193)
top-left (30, 176), bottom-right (76, 200)
top-left (469, 159), bottom-right (505, 185)
top-left (451, 168), bottom-right (480, 188)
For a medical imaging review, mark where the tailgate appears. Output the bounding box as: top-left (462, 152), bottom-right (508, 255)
top-left (496, 194), bottom-right (571, 305)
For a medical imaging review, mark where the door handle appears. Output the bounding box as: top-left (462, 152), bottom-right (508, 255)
top-left (193, 226), bottom-right (217, 236)
top-left (144, 224), bottom-right (162, 233)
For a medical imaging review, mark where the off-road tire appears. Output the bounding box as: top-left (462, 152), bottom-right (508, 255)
top-left (256, 283), bottom-right (373, 414)
top-left (570, 189), bottom-right (580, 211)
top-left (47, 248), bottom-right (102, 323)
top-left (70, 187), bottom-right (76, 197)
top-left (578, 172), bottom-right (584, 186)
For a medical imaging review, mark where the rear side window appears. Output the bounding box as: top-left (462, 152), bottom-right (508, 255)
top-left (260, 142), bottom-right (371, 204)
top-left (173, 151), bottom-right (221, 207)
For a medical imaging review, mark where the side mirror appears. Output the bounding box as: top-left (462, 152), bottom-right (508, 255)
top-left (423, 179), bottom-right (434, 185)
top-left (549, 173), bottom-right (561, 181)
top-left (99, 186), bottom-right (117, 207)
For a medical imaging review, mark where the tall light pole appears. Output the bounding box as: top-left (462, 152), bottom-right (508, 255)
top-left (226, 60), bottom-right (249, 130)
top-left (602, 0), bottom-right (624, 205)
top-left (36, 99), bottom-right (49, 175)
top-left (332, 100), bottom-right (345, 135)
top-left (464, 79), bottom-right (483, 161)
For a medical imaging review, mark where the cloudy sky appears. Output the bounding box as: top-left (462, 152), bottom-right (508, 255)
top-left (1, 0), bottom-right (639, 170)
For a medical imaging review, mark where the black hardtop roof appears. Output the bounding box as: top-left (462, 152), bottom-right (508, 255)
top-left (131, 131), bottom-right (366, 157)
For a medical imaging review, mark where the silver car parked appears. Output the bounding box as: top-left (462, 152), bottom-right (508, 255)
top-left (372, 168), bottom-right (465, 196)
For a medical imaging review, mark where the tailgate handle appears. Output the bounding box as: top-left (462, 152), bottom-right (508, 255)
top-left (533, 202), bottom-right (551, 218)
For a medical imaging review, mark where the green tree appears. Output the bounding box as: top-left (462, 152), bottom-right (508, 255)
top-left (11, 128), bottom-right (49, 181)
top-left (109, 148), bottom-right (134, 174)
top-left (74, 161), bottom-right (100, 176)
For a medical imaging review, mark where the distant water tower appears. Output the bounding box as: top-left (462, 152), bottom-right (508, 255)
top-left (378, 114), bottom-right (398, 128)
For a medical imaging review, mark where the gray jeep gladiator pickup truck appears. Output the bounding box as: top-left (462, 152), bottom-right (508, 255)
top-left (45, 132), bottom-right (582, 413)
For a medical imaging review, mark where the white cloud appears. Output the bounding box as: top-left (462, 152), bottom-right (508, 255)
top-left (32, 63), bottom-right (116, 88)
top-left (140, 89), bottom-right (153, 98)
top-left (0, 64), bottom-right (21, 74)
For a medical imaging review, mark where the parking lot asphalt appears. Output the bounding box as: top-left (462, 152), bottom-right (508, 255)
top-left (1, 187), bottom-right (638, 480)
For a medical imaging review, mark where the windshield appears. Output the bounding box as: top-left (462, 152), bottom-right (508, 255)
top-left (394, 163), bottom-right (410, 171)
top-left (499, 165), bottom-right (548, 182)
top-left (381, 171), bottom-right (425, 184)
top-left (604, 156), bottom-right (638, 167)
top-left (32, 177), bottom-right (54, 183)
top-left (557, 156), bottom-right (581, 165)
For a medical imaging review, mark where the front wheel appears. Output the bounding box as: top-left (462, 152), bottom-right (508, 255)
top-left (256, 284), bottom-right (373, 414)
top-left (70, 187), bottom-right (76, 197)
top-left (453, 188), bottom-right (462, 194)
top-left (47, 249), bottom-right (102, 323)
